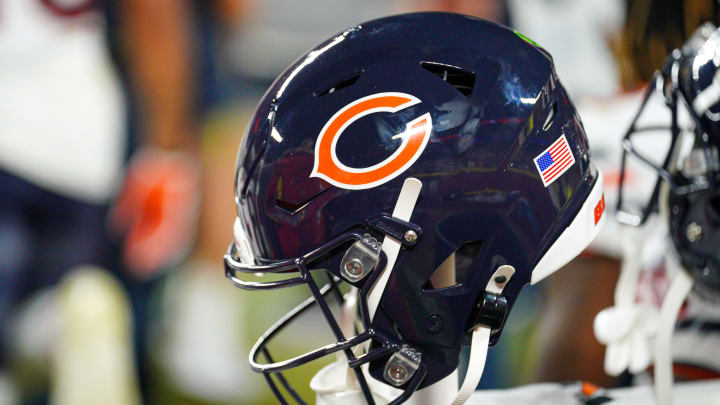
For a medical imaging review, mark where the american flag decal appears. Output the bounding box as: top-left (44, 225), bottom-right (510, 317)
top-left (533, 135), bottom-right (575, 187)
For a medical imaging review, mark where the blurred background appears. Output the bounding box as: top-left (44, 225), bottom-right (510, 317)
top-left (0, 1), bottom-right (718, 404)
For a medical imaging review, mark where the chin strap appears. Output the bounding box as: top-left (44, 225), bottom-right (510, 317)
top-left (367, 177), bottom-right (423, 321)
top-left (452, 326), bottom-right (490, 405)
top-left (451, 265), bottom-right (515, 405)
top-left (654, 255), bottom-right (693, 405)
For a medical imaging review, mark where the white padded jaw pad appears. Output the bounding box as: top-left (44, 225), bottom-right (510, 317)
top-left (531, 169), bottom-right (606, 285)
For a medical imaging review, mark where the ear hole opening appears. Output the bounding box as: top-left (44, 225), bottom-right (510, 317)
top-left (316, 75), bottom-right (361, 97)
top-left (420, 62), bottom-right (475, 97)
top-left (543, 101), bottom-right (557, 131)
top-left (424, 240), bottom-right (484, 290)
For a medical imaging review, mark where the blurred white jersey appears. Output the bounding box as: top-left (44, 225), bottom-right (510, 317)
top-left (0, 0), bottom-right (125, 204)
top-left (508, 0), bottom-right (624, 99)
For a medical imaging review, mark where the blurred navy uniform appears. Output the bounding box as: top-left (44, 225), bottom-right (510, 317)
top-left (0, 0), bottom-right (125, 365)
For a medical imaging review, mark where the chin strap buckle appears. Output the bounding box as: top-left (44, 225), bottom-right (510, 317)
top-left (452, 264), bottom-right (515, 405)
top-left (469, 292), bottom-right (509, 335)
top-left (467, 264), bottom-right (514, 335)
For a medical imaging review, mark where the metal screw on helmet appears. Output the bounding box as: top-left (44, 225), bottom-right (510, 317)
top-left (404, 230), bottom-right (418, 243)
top-left (383, 345), bottom-right (421, 387)
top-left (344, 258), bottom-right (364, 276)
top-left (424, 315), bottom-right (443, 333)
top-left (340, 234), bottom-right (381, 282)
top-left (686, 222), bottom-right (703, 242)
top-left (387, 364), bottom-right (407, 383)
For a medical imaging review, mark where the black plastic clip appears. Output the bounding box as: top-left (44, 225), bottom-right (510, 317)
top-left (468, 292), bottom-right (508, 334)
top-left (365, 213), bottom-right (422, 247)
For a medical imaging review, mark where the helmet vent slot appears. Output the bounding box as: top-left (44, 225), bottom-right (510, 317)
top-left (276, 198), bottom-right (306, 213)
top-left (420, 62), bottom-right (475, 97)
top-left (316, 75), bottom-right (361, 97)
top-left (275, 188), bottom-right (331, 214)
top-left (542, 101), bottom-right (557, 131)
top-left (424, 240), bottom-right (484, 290)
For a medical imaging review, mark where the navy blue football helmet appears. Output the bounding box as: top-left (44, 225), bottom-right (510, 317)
top-left (617, 23), bottom-right (720, 301)
top-left (225, 12), bottom-right (605, 404)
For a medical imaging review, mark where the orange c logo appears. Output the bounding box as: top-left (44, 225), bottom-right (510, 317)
top-left (310, 92), bottom-right (432, 190)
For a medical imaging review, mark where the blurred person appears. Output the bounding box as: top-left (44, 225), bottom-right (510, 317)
top-left (148, 105), bottom-right (262, 404)
top-left (589, 0), bottom-right (720, 396)
top-left (0, 0), bottom-right (201, 403)
top-left (0, 1), bottom-right (125, 402)
top-left (109, 1), bottom-right (205, 403)
top-left (112, 0), bottom-right (201, 277)
top-left (532, 0), bottom-right (720, 388)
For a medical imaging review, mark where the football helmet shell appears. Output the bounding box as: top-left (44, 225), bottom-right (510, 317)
top-left (671, 24), bottom-right (720, 299)
top-left (226, 12), bottom-right (604, 403)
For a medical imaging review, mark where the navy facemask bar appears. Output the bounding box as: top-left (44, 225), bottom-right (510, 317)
top-left (617, 62), bottom-right (713, 227)
top-left (616, 70), bottom-right (681, 226)
top-left (223, 231), bottom-right (427, 405)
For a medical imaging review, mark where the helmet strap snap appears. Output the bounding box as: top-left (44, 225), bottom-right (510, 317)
top-left (452, 265), bottom-right (515, 405)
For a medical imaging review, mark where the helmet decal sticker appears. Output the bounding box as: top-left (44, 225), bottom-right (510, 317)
top-left (513, 30), bottom-right (543, 49)
top-left (310, 92), bottom-right (432, 190)
top-left (533, 134), bottom-right (576, 187)
top-left (594, 194), bottom-right (606, 226)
